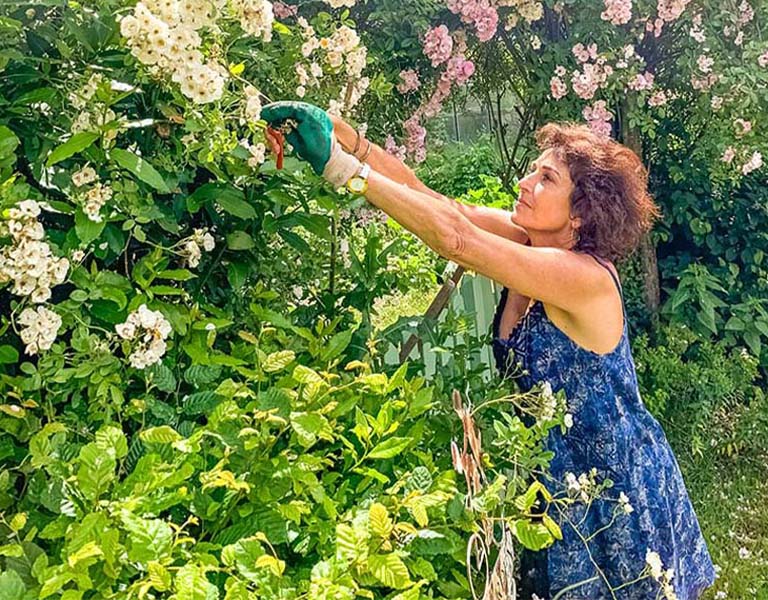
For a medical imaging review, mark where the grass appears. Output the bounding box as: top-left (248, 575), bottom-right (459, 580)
top-left (678, 449), bottom-right (768, 599)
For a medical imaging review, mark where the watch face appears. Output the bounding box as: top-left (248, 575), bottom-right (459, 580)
top-left (348, 177), bottom-right (366, 194)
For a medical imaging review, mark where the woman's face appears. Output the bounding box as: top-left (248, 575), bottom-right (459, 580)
top-left (511, 148), bottom-right (579, 242)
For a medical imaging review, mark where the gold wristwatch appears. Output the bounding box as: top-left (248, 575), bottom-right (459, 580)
top-left (345, 163), bottom-right (370, 195)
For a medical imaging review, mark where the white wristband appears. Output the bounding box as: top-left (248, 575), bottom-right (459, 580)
top-left (322, 138), bottom-right (363, 188)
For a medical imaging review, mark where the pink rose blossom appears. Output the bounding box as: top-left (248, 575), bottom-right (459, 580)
top-left (447, 0), bottom-right (499, 42)
top-left (627, 71), bottom-right (655, 91)
top-left (550, 76), bottom-right (568, 99)
top-left (697, 55), bottom-right (714, 73)
top-left (423, 25), bottom-right (453, 67)
top-left (758, 51), bottom-right (768, 68)
top-left (721, 147), bottom-right (736, 163)
top-left (734, 119), bottom-right (752, 137)
top-left (384, 135), bottom-right (407, 162)
top-left (601, 0), bottom-right (632, 25)
top-left (583, 100), bottom-right (613, 137)
top-left (648, 90), bottom-right (667, 106)
top-left (273, 1), bottom-right (298, 18)
top-left (657, 0), bottom-right (691, 22)
top-left (397, 69), bottom-right (421, 94)
top-left (742, 151), bottom-right (763, 175)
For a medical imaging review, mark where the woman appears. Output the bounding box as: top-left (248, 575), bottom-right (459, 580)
top-left (261, 102), bottom-right (717, 599)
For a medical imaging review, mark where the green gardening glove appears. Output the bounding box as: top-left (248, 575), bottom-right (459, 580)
top-left (261, 101), bottom-right (334, 175)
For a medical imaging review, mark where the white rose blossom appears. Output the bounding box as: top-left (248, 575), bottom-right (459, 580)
top-left (116, 304), bottom-right (172, 369)
top-left (17, 306), bottom-right (62, 355)
top-left (0, 200), bottom-right (69, 303)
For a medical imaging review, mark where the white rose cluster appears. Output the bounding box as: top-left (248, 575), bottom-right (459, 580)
top-left (324, 0), bottom-right (355, 7)
top-left (18, 306), bottom-right (62, 355)
top-left (69, 74), bottom-right (125, 143)
top-left (0, 200), bottom-right (69, 304)
top-left (297, 18), bottom-right (369, 114)
top-left (564, 468), bottom-right (598, 503)
top-left (83, 182), bottom-right (113, 223)
top-left (645, 549), bottom-right (677, 600)
top-left (119, 1), bottom-right (228, 104)
top-left (243, 85), bottom-right (263, 123)
top-left (182, 227), bottom-right (216, 267)
top-left (115, 304), bottom-right (173, 369)
top-left (231, 0), bottom-right (274, 42)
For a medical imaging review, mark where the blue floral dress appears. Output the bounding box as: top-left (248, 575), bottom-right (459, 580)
top-left (490, 253), bottom-right (716, 600)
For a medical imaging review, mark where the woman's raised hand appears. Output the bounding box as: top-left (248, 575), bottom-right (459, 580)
top-left (261, 101), bottom-right (335, 175)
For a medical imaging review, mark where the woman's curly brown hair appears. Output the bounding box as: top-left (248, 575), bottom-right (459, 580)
top-left (534, 122), bottom-right (662, 262)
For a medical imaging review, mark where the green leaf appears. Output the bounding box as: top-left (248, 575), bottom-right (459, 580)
top-left (0, 569), bottom-right (26, 600)
top-left (368, 437), bottom-right (410, 460)
top-left (111, 148), bottom-right (170, 193)
top-left (121, 513), bottom-right (173, 563)
top-left (226, 231), bottom-right (255, 250)
top-left (146, 362), bottom-right (176, 392)
top-left (174, 563), bottom-right (219, 600)
top-left (46, 131), bottom-right (99, 166)
top-left (319, 328), bottom-right (355, 363)
top-left (217, 193), bottom-right (257, 220)
top-left (367, 553), bottom-right (412, 589)
top-left (542, 513), bottom-right (563, 541)
top-left (95, 424), bottom-right (128, 459)
top-left (0, 345), bottom-right (19, 364)
top-left (157, 269), bottom-right (197, 281)
top-left (76, 442), bottom-right (116, 501)
top-left (292, 364), bottom-right (324, 385)
top-left (75, 207), bottom-right (106, 244)
top-left (0, 126), bottom-right (19, 163)
top-left (512, 519), bottom-right (554, 551)
top-left (262, 350), bottom-right (295, 373)
top-left (369, 503), bottom-right (393, 538)
top-left (290, 412), bottom-right (333, 448)
top-left (182, 391), bottom-right (220, 415)
top-left (186, 182), bottom-right (242, 213)
top-left (140, 425), bottom-right (182, 444)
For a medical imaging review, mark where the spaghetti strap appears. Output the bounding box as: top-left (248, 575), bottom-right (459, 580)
top-left (588, 253), bottom-right (623, 296)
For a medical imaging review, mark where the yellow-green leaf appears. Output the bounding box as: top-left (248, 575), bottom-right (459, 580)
top-left (9, 512), bottom-right (26, 532)
top-left (367, 553), bottom-right (412, 589)
top-left (369, 503), bottom-right (393, 538)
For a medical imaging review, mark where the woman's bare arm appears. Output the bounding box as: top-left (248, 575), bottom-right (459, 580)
top-left (331, 116), bottom-right (528, 244)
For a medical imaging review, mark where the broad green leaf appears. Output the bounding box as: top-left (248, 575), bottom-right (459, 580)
top-left (174, 564), bottom-right (219, 600)
top-left (217, 193), bottom-right (257, 220)
top-left (0, 569), bottom-right (25, 600)
top-left (182, 391), bottom-right (220, 415)
top-left (542, 513), bottom-right (563, 540)
top-left (292, 364), bottom-right (324, 385)
top-left (76, 442), bottom-right (116, 501)
top-left (369, 503), bottom-right (393, 538)
top-left (512, 519), bottom-right (554, 551)
top-left (157, 268), bottom-right (197, 281)
top-left (186, 182), bottom-right (243, 213)
top-left (290, 412), bottom-right (333, 448)
top-left (319, 328), bottom-right (355, 363)
top-left (9, 512), bottom-right (26, 531)
top-left (121, 513), bottom-right (173, 562)
top-left (367, 553), bottom-right (412, 589)
top-left (226, 231), bottom-right (255, 250)
top-left (146, 362), bottom-right (177, 392)
top-left (95, 424), bottom-right (128, 459)
top-left (46, 131), bottom-right (99, 166)
top-left (75, 207), bottom-right (106, 244)
top-left (140, 425), bottom-right (182, 444)
top-left (262, 350), bottom-right (295, 373)
top-left (111, 148), bottom-right (170, 193)
top-left (0, 345), bottom-right (19, 364)
top-left (254, 554), bottom-right (285, 577)
top-left (368, 436), bottom-right (410, 460)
